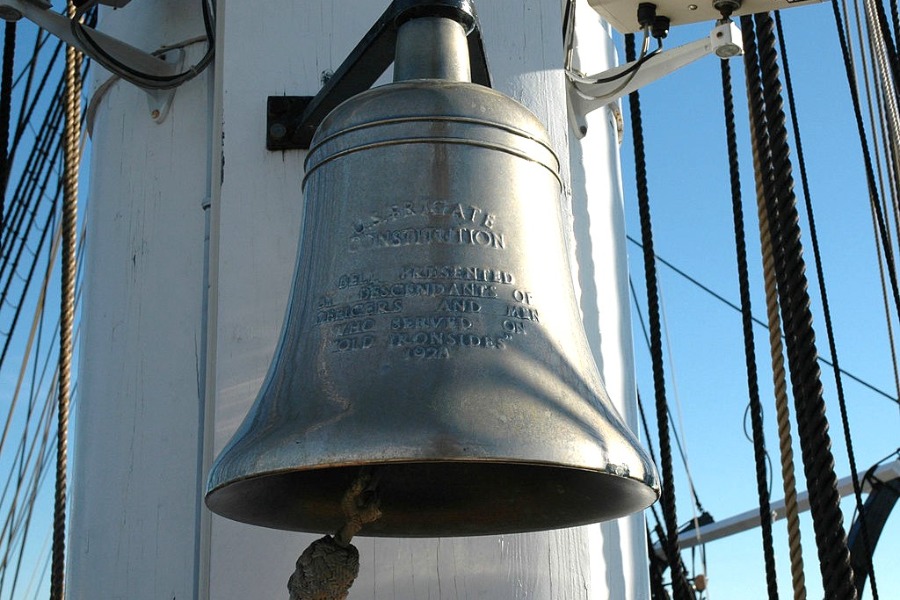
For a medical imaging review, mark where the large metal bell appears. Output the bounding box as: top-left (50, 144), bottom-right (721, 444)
top-left (205, 3), bottom-right (659, 537)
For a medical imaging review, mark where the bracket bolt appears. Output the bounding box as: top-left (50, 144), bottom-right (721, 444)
top-left (269, 123), bottom-right (288, 140)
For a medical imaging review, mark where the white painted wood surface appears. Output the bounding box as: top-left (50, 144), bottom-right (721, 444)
top-left (69, 0), bottom-right (652, 597)
top-left (68, 2), bottom-right (213, 599)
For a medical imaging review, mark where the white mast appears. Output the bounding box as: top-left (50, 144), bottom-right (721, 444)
top-left (68, 0), bottom-right (651, 597)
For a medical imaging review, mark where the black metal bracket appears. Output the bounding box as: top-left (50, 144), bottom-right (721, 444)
top-left (266, 0), bottom-right (491, 151)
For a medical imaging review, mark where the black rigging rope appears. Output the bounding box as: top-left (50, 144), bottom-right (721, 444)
top-left (774, 11), bottom-right (880, 598)
top-left (1, 21), bottom-right (15, 233)
top-left (720, 56), bottom-right (779, 599)
top-left (624, 32), bottom-right (693, 600)
top-left (743, 12), bottom-right (857, 599)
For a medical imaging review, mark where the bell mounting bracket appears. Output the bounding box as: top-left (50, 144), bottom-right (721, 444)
top-left (266, 0), bottom-right (492, 151)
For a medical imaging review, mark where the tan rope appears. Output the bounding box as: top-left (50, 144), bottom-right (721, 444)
top-left (748, 107), bottom-right (806, 600)
top-left (758, 192), bottom-right (807, 600)
top-left (50, 3), bottom-right (82, 598)
top-left (288, 471), bottom-right (381, 600)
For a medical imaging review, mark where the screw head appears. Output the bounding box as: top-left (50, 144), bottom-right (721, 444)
top-left (269, 123), bottom-right (288, 140)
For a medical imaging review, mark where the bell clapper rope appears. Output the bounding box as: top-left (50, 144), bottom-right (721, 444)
top-left (288, 470), bottom-right (382, 600)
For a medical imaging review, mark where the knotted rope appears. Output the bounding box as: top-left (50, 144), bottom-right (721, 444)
top-left (288, 471), bottom-right (382, 600)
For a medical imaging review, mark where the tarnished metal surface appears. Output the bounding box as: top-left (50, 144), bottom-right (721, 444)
top-left (206, 11), bottom-right (658, 537)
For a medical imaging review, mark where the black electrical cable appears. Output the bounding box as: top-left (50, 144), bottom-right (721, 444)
top-left (720, 55), bottom-right (780, 600)
top-left (747, 12), bottom-right (858, 599)
top-left (625, 31), bottom-right (693, 600)
top-left (774, 10), bottom-right (880, 598)
top-left (70, 0), bottom-right (214, 90)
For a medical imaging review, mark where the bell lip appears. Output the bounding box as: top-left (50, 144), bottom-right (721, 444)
top-left (205, 457), bottom-right (660, 538)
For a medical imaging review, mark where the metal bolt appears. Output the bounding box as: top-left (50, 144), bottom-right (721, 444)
top-left (269, 123), bottom-right (288, 140)
top-left (688, 4), bottom-right (698, 10)
top-left (0, 6), bottom-right (23, 20)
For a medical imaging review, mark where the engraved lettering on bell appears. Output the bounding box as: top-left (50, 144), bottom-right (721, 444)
top-left (399, 265), bottom-right (514, 284)
top-left (349, 226), bottom-right (505, 252)
top-left (352, 200), bottom-right (492, 233)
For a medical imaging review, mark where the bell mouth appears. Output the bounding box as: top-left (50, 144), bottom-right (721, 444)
top-left (205, 460), bottom-right (658, 537)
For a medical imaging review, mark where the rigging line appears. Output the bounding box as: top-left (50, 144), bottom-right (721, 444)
top-left (0, 400), bottom-right (53, 587)
top-left (871, 213), bottom-right (900, 404)
top-left (636, 390), bottom-right (667, 535)
top-left (835, 0), bottom-right (900, 360)
top-left (6, 41), bottom-right (87, 247)
top-left (1, 21), bottom-right (15, 221)
top-left (624, 32), bottom-right (692, 600)
top-left (892, 0), bottom-right (900, 56)
top-left (20, 522), bottom-right (49, 600)
top-left (0, 182), bottom-right (62, 375)
top-left (0, 282), bottom-right (84, 556)
top-left (629, 276), bottom-right (708, 516)
top-left (11, 29), bottom-right (49, 90)
top-left (657, 278), bottom-right (705, 520)
top-left (862, 0), bottom-right (900, 219)
top-left (0, 73), bottom-right (74, 328)
top-left (1, 80), bottom-right (64, 271)
top-left (725, 43), bottom-right (780, 600)
top-left (859, 0), bottom-right (900, 98)
top-left (0, 219), bottom-right (85, 516)
top-left (51, 3), bottom-right (82, 593)
top-left (647, 527), bottom-right (669, 600)
top-left (6, 394), bottom-right (55, 599)
top-left (0, 204), bottom-right (60, 477)
top-left (0, 122), bottom-right (63, 303)
top-left (2, 100), bottom-right (59, 264)
top-left (852, 0), bottom-right (900, 268)
top-left (0, 391), bottom-right (54, 568)
top-left (775, 11), bottom-right (881, 598)
top-left (9, 39), bottom-right (65, 170)
top-left (625, 235), bottom-right (900, 405)
top-left (750, 11), bottom-right (857, 598)
top-left (850, 0), bottom-right (900, 402)
top-left (46, 56), bottom-right (74, 600)
top-left (0, 416), bottom-right (48, 599)
top-left (834, 0), bottom-right (900, 397)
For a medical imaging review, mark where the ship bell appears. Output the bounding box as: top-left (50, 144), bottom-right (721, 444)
top-left (205, 0), bottom-right (659, 537)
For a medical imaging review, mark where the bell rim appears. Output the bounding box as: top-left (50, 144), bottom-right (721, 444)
top-left (205, 458), bottom-right (660, 538)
